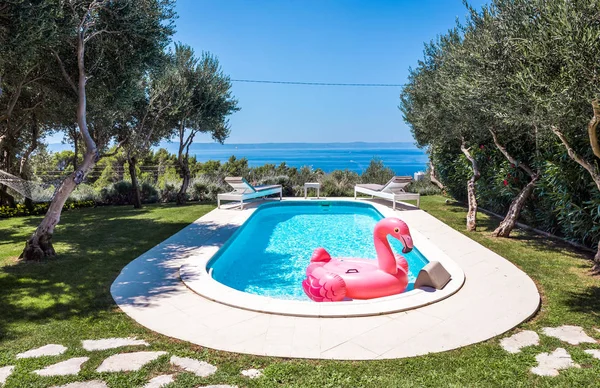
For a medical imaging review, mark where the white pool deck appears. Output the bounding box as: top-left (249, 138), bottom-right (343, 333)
top-left (111, 197), bottom-right (540, 360)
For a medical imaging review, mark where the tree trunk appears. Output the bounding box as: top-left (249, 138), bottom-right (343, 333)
top-left (176, 162), bottom-right (190, 205)
top-left (594, 241), bottom-right (600, 273)
top-left (492, 175), bottom-right (539, 237)
top-left (73, 133), bottom-right (78, 171)
top-left (489, 127), bottom-right (539, 238)
top-left (460, 139), bottom-right (480, 232)
top-left (429, 161), bottom-right (444, 190)
top-left (0, 184), bottom-right (15, 207)
top-left (128, 156), bottom-right (142, 209)
top-left (21, 26), bottom-right (98, 261)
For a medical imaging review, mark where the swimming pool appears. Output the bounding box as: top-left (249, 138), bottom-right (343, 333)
top-left (207, 201), bottom-right (429, 301)
top-left (180, 198), bottom-right (465, 317)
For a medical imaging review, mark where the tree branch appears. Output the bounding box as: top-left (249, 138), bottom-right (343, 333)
top-left (588, 99), bottom-right (600, 159)
top-left (552, 125), bottom-right (600, 188)
top-left (460, 137), bottom-right (480, 179)
top-left (489, 128), bottom-right (536, 178)
top-left (99, 139), bottom-right (126, 158)
top-left (52, 51), bottom-right (78, 95)
top-left (84, 29), bottom-right (118, 43)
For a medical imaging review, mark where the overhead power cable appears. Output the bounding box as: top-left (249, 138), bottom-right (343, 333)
top-left (231, 79), bottom-right (404, 87)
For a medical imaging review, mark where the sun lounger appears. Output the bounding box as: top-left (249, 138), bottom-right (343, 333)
top-left (218, 177), bottom-right (282, 209)
top-left (354, 176), bottom-right (420, 209)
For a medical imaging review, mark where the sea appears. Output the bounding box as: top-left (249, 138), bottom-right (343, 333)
top-left (48, 142), bottom-right (428, 176)
top-left (161, 142), bottom-right (427, 176)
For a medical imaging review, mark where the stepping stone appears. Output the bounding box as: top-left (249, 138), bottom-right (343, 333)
top-left (16, 344), bottom-right (67, 359)
top-left (51, 381), bottom-right (108, 388)
top-left (500, 330), bottom-right (539, 353)
top-left (195, 386), bottom-right (237, 388)
top-left (96, 351), bottom-right (167, 372)
top-left (0, 366), bottom-right (15, 385)
top-left (34, 357), bottom-right (89, 376)
top-left (530, 348), bottom-right (580, 376)
top-left (241, 368), bottom-right (263, 378)
top-left (144, 374), bottom-right (174, 388)
top-left (170, 356), bottom-right (217, 377)
top-left (82, 337), bottom-right (149, 351)
top-left (542, 325), bottom-right (597, 345)
top-left (585, 349), bottom-right (600, 360)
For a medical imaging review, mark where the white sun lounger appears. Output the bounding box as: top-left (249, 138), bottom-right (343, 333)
top-left (218, 177), bottom-right (282, 209)
top-left (354, 176), bottom-right (420, 210)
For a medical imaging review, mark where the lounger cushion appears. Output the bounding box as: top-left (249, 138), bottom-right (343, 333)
top-left (355, 183), bottom-right (385, 191)
top-left (255, 184), bottom-right (282, 191)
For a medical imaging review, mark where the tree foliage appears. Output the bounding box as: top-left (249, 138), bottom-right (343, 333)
top-left (400, 0), bottom-right (600, 268)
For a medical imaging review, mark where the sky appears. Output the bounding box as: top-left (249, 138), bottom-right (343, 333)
top-left (46, 0), bottom-right (487, 146)
top-left (171, 0), bottom-right (488, 144)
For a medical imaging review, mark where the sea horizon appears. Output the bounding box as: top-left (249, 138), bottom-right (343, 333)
top-left (47, 141), bottom-right (428, 175)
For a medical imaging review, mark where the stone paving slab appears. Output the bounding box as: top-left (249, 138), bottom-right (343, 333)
top-left (16, 344), bottom-right (67, 359)
top-left (530, 348), bottom-right (580, 376)
top-left (144, 374), bottom-right (174, 388)
top-left (34, 357), bottom-right (89, 376)
top-left (542, 325), bottom-right (597, 345)
top-left (585, 349), bottom-right (600, 360)
top-left (82, 337), bottom-right (149, 351)
top-left (51, 381), bottom-right (108, 388)
top-left (0, 366), bottom-right (14, 385)
top-left (240, 368), bottom-right (263, 378)
top-left (171, 356), bottom-right (217, 377)
top-left (96, 351), bottom-right (167, 372)
top-left (111, 198), bottom-right (540, 360)
top-left (500, 331), bottom-right (539, 353)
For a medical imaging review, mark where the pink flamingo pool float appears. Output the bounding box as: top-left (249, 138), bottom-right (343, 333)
top-left (302, 217), bottom-right (413, 302)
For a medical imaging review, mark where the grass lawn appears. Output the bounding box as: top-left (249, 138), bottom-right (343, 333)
top-left (0, 197), bottom-right (599, 387)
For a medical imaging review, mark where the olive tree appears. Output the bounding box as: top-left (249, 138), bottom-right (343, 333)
top-left (170, 44), bottom-right (240, 205)
top-left (509, 0), bottom-right (600, 268)
top-left (21, 0), bottom-right (175, 260)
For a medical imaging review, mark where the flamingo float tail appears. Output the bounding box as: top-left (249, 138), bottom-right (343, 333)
top-left (311, 247), bottom-right (332, 262)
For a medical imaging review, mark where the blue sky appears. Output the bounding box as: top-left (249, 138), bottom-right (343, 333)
top-left (172, 0), bottom-right (487, 144)
top-left (48, 0), bottom-right (487, 146)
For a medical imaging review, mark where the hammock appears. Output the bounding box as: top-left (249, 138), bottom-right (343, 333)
top-left (0, 169), bottom-right (63, 202)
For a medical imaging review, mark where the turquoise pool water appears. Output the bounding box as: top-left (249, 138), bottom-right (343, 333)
top-left (208, 201), bottom-right (429, 300)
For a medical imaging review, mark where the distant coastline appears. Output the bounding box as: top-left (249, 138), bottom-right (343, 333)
top-left (46, 141), bottom-right (427, 175)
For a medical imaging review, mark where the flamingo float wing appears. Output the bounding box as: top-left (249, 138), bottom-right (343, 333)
top-left (302, 267), bottom-right (347, 302)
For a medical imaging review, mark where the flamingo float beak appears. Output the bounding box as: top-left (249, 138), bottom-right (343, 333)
top-left (400, 234), bottom-right (413, 254)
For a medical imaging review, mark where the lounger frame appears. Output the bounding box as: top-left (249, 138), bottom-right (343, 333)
top-left (354, 186), bottom-right (420, 210)
top-left (217, 178), bottom-right (282, 210)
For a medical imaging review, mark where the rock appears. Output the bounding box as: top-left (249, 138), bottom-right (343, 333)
top-left (51, 381), bottom-right (108, 388)
top-left (16, 344), bottom-right (67, 359)
top-left (542, 325), bottom-right (597, 345)
top-left (500, 330), bottom-right (539, 353)
top-left (240, 368), bottom-right (263, 379)
top-left (144, 374), bottom-right (175, 388)
top-left (96, 351), bottom-right (167, 372)
top-left (585, 349), bottom-right (600, 360)
top-left (530, 348), bottom-right (580, 377)
top-left (170, 356), bottom-right (217, 377)
top-left (34, 357), bottom-right (89, 376)
top-left (0, 366), bottom-right (15, 385)
top-left (82, 337), bottom-right (149, 351)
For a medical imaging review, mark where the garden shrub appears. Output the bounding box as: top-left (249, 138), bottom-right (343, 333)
top-left (0, 200), bottom-right (95, 218)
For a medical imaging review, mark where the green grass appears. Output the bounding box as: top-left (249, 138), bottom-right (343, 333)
top-left (0, 197), bottom-right (599, 387)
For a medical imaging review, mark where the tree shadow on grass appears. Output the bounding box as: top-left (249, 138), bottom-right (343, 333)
top-left (563, 286), bottom-right (600, 319)
top-left (0, 204), bottom-right (221, 341)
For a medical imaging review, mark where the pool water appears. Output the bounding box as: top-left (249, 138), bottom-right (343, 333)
top-left (207, 201), bottom-right (429, 300)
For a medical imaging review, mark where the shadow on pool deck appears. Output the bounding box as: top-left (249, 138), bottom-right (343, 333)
top-left (111, 220), bottom-right (240, 309)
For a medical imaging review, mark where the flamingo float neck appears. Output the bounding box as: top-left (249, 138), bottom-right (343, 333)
top-left (373, 218), bottom-right (413, 274)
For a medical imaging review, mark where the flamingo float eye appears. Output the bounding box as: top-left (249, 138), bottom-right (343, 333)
top-left (394, 227), bottom-right (399, 233)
